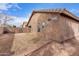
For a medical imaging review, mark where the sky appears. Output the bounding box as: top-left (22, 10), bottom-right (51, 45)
top-left (0, 3), bottom-right (79, 27)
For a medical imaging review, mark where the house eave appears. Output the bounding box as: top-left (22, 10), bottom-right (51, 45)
top-left (26, 9), bottom-right (79, 26)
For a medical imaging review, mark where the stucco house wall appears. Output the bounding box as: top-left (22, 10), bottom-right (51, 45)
top-left (28, 13), bottom-right (41, 32)
top-left (27, 9), bottom-right (79, 42)
top-left (28, 12), bottom-right (59, 32)
top-left (60, 14), bottom-right (79, 35)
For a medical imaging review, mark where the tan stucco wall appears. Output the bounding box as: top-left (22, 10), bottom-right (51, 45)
top-left (61, 15), bottom-right (79, 36)
top-left (28, 13), bottom-right (59, 32)
top-left (28, 12), bottom-right (79, 42)
top-left (28, 13), bottom-right (41, 32)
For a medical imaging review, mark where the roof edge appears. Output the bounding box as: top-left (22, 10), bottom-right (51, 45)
top-left (26, 9), bottom-right (79, 26)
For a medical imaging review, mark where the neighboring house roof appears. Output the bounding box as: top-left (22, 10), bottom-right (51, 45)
top-left (27, 8), bottom-right (79, 26)
top-left (22, 21), bottom-right (27, 28)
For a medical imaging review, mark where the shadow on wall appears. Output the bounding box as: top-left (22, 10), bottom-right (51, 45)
top-left (29, 17), bottom-right (79, 56)
top-left (0, 33), bottom-right (15, 56)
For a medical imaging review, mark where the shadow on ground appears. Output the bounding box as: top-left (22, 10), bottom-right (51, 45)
top-left (0, 33), bottom-right (15, 56)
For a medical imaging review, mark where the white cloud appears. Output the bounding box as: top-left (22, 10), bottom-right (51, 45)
top-left (70, 9), bottom-right (79, 15)
top-left (7, 16), bottom-right (29, 27)
top-left (0, 3), bottom-right (27, 27)
top-left (0, 3), bottom-right (21, 11)
top-left (0, 3), bottom-right (10, 10)
top-left (13, 13), bottom-right (31, 27)
top-left (14, 17), bottom-right (29, 25)
top-left (13, 4), bottom-right (22, 9)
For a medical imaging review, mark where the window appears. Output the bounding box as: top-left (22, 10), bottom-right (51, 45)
top-left (28, 26), bottom-right (31, 28)
top-left (48, 19), bottom-right (51, 21)
top-left (38, 27), bottom-right (40, 32)
top-left (42, 22), bottom-right (46, 28)
top-left (51, 16), bottom-right (58, 21)
top-left (42, 22), bottom-right (45, 26)
top-left (28, 26), bottom-right (31, 32)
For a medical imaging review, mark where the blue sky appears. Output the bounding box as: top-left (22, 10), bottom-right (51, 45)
top-left (0, 3), bottom-right (79, 26)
